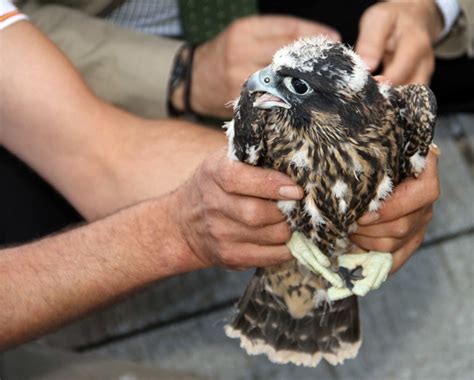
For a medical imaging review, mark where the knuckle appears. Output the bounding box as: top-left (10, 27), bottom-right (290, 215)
top-left (200, 157), bottom-right (215, 178)
top-left (207, 219), bottom-right (221, 239)
top-left (393, 219), bottom-right (411, 238)
top-left (424, 206), bottom-right (434, 222)
top-left (201, 158), bottom-right (225, 190)
top-left (218, 164), bottom-right (237, 193)
top-left (363, 4), bottom-right (385, 21)
top-left (419, 32), bottom-right (432, 49)
top-left (417, 231), bottom-right (427, 245)
top-left (219, 248), bottom-right (240, 268)
top-left (201, 190), bottom-right (219, 213)
top-left (431, 180), bottom-right (441, 201)
top-left (243, 202), bottom-right (263, 226)
top-left (278, 224), bottom-right (292, 242)
top-left (226, 19), bottom-right (243, 37)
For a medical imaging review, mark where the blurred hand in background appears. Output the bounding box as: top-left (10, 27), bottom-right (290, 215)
top-left (189, 15), bottom-right (340, 118)
top-left (356, 0), bottom-right (444, 85)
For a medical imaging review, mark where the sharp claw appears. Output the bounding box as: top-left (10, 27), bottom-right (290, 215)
top-left (337, 265), bottom-right (365, 290)
top-left (350, 266), bottom-right (364, 280)
top-left (334, 251), bottom-right (393, 299)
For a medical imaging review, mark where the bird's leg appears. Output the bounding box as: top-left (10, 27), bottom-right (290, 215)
top-left (328, 252), bottom-right (393, 301)
top-left (286, 232), bottom-right (344, 288)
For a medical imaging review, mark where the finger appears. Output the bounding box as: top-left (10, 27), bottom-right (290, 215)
top-left (213, 153), bottom-right (304, 200)
top-left (382, 33), bottom-right (431, 85)
top-left (223, 195), bottom-right (287, 227)
top-left (350, 234), bottom-right (407, 254)
top-left (373, 75), bottom-right (388, 83)
top-left (356, 5), bottom-right (396, 71)
top-left (252, 15), bottom-right (341, 41)
top-left (249, 222), bottom-right (292, 245)
top-left (233, 243), bottom-right (293, 268)
top-left (354, 207), bottom-right (425, 239)
top-left (406, 57), bottom-right (435, 85)
top-left (219, 218), bottom-right (291, 245)
top-left (358, 150), bottom-right (439, 225)
top-left (390, 226), bottom-right (427, 273)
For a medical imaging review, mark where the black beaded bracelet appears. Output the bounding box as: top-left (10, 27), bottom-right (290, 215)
top-left (184, 44), bottom-right (196, 115)
top-left (167, 43), bottom-right (197, 117)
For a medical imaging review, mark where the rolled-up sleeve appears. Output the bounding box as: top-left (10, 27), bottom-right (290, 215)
top-left (27, 4), bottom-right (184, 118)
top-left (435, 0), bottom-right (474, 59)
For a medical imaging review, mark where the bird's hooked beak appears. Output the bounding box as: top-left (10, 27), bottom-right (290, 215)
top-left (246, 66), bottom-right (291, 110)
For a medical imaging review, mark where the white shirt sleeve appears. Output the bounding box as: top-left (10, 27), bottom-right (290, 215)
top-left (0, 0), bottom-right (28, 30)
top-left (435, 0), bottom-right (461, 40)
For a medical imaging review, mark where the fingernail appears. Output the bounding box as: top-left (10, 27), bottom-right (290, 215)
top-left (358, 212), bottom-right (380, 225)
top-left (430, 143), bottom-right (441, 156)
top-left (279, 186), bottom-right (301, 199)
top-left (362, 56), bottom-right (378, 71)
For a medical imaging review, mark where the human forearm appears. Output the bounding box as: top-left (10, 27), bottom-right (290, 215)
top-left (0, 146), bottom-right (306, 349)
top-left (0, 21), bottom-right (225, 221)
top-left (0, 192), bottom-right (199, 349)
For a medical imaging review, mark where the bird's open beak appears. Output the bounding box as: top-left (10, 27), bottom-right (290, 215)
top-left (246, 67), bottom-right (291, 109)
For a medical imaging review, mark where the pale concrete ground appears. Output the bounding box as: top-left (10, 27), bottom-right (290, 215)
top-left (1, 115), bottom-right (473, 380)
top-left (0, 344), bottom-right (206, 380)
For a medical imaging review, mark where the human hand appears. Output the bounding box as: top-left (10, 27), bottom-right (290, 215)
top-left (190, 15), bottom-right (340, 118)
top-left (350, 149), bottom-right (440, 273)
top-left (175, 148), bottom-right (304, 270)
top-left (356, 0), bottom-right (443, 85)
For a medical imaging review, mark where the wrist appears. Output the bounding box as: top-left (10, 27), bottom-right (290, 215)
top-left (172, 179), bottom-right (213, 271)
top-left (154, 188), bottom-right (209, 274)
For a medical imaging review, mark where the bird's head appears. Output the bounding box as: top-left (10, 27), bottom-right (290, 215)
top-left (227, 36), bottom-right (390, 165)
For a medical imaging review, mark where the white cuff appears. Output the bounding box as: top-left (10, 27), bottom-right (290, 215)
top-left (435, 0), bottom-right (461, 40)
top-left (0, 0), bottom-right (28, 30)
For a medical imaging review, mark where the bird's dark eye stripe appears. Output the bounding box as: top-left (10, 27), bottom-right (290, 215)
top-left (292, 78), bottom-right (309, 94)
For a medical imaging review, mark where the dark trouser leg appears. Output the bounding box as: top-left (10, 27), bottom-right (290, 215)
top-left (0, 148), bottom-right (82, 245)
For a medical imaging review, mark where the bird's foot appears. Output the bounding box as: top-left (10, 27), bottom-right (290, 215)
top-left (337, 265), bottom-right (364, 290)
top-left (286, 232), bottom-right (344, 288)
top-left (287, 233), bottom-right (392, 301)
top-left (328, 252), bottom-right (393, 301)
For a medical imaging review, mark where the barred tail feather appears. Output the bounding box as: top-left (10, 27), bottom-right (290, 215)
top-left (225, 272), bottom-right (361, 367)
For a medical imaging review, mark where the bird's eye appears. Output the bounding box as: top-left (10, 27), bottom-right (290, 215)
top-left (283, 77), bottom-right (312, 95)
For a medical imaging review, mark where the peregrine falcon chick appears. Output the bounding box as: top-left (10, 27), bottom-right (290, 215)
top-left (224, 36), bottom-right (437, 367)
